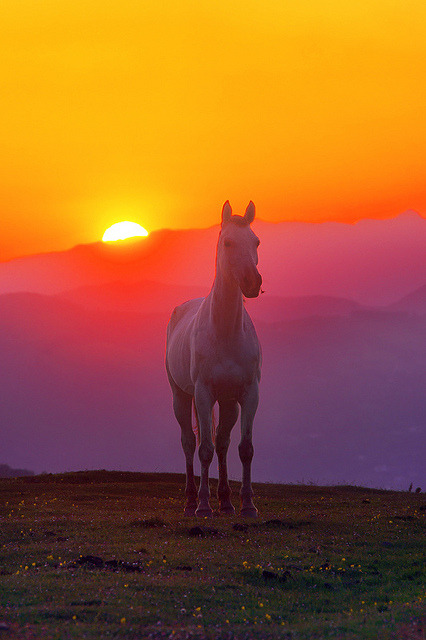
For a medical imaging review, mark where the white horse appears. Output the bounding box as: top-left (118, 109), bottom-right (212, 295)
top-left (166, 201), bottom-right (262, 517)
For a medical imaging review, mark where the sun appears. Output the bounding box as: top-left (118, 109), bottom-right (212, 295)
top-left (102, 221), bottom-right (149, 242)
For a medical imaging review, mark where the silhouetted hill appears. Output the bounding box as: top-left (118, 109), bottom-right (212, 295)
top-left (254, 211), bottom-right (426, 304)
top-left (59, 281), bottom-right (363, 321)
top-left (388, 284), bottom-right (426, 315)
top-left (256, 308), bottom-right (425, 489)
top-left (59, 280), bottom-right (207, 314)
top-left (0, 227), bottom-right (218, 295)
top-left (247, 294), bottom-right (363, 323)
top-left (0, 463), bottom-right (34, 478)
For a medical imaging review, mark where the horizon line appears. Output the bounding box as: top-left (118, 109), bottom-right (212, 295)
top-left (2, 208), bottom-right (425, 264)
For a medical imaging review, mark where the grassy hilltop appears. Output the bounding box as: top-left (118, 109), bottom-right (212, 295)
top-left (0, 471), bottom-right (424, 639)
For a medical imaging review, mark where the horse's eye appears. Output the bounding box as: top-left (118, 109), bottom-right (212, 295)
top-left (224, 239), bottom-right (233, 248)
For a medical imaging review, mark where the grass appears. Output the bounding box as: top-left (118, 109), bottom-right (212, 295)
top-left (0, 471), bottom-right (424, 639)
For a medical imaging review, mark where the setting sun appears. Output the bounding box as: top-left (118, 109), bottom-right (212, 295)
top-left (102, 221), bottom-right (149, 242)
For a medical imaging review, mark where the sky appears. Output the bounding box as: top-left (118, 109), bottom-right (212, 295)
top-left (2, 0), bottom-right (426, 260)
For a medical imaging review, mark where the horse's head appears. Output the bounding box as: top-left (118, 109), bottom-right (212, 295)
top-left (218, 201), bottom-right (262, 298)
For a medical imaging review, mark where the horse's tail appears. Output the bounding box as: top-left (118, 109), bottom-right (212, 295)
top-left (192, 400), bottom-right (216, 446)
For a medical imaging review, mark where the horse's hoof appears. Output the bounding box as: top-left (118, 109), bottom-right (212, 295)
top-left (195, 507), bottom-right (213, 518)
top-left (240, 506), bottom-right (258, 518)
top-left (184, 507), bottom-right (197, 517)
top-left (220, 505), bottom-right (236, 516)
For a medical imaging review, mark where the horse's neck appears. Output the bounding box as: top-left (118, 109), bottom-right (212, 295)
top-left (208, 267), bottom-right (243, 338)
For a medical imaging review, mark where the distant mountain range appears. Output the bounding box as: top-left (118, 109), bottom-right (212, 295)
top-left (1, 210), bottom-right (425, 304)
top-left (1, 212), bottom-right (425, 489)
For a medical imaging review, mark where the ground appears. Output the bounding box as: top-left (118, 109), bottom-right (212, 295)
top-left (0, 471), bottom-right (424, 639)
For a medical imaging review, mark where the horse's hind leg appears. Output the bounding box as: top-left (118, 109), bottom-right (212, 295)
top-left (239, 382), bottom-right (259, 518)
top-left (216, 400), bottom-right (239, 515)
top-left (170, 382), bottom-right (198, 516)
top-left (194, 383), bottom-right (215, 518)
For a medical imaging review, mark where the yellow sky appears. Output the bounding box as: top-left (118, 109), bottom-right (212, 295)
top-left (1, 0), bottom-right (426, 259)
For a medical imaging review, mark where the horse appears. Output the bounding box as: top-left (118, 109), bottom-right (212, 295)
top-left (165, 201), bottom-right (262, 517)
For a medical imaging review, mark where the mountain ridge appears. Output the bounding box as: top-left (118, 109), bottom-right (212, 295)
top-left (1, 210), bottom-right (425, 304)
top-left (3, 208), bottom-right (424, 264)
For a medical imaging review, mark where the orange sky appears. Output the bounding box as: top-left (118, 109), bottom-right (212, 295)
top-left (1, 0), bottom-right (426, 260)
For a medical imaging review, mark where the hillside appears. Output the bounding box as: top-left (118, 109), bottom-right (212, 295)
top-left (389, 284), bottom-right (426, 315)
top-left (0, 471), bottom-right (424, 640)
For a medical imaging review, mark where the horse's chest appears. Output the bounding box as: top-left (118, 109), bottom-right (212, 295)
top-left (194, 338), bottom-right (259, 396)
top-left (212, 356), bottom-right (245, 381)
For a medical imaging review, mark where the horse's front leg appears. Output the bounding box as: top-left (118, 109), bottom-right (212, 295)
top-left (194, 383), bottom-right (215, 517)
top-left (239, 382), bottom-right (259, 518)
top-left (216, 399), bottom-right (239, 515)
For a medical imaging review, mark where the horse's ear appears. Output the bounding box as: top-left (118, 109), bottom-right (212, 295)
top-left (244, 201), bottom-right (255, 224)
top-left (222, 201), bottom-right (232, 224)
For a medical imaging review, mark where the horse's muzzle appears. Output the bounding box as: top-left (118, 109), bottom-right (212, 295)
top-left (242, 271), bottom-right (263, 298)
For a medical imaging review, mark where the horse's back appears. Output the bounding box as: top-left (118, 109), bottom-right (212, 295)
top-left (167, 298), bottom-right (204, 336)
